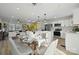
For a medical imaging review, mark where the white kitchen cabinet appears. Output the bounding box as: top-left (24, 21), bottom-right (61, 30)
top-left (15, 24), bottom-right (22, 31)
top-left (9, 24), bottom-right (16, 31)
top-left (63, 20), bottom-right (73, 26)
top-left (52, 19), bottom-right (72, 27)
top-left (65, 32), bottom-right (79, 54)
top-left (73, 8), bottom-right (79, 24)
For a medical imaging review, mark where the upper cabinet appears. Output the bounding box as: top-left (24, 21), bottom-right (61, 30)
top-left (52, 19), bottom-right (73, 27)
top-left (73, 8), bottom-right (79, 24)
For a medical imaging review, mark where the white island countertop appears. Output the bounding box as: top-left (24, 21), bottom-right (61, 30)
top-left (65, 32), bottom-right (79, 54)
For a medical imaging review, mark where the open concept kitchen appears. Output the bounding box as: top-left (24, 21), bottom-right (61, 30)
top-left (0, 3), bottom-right (79, 55)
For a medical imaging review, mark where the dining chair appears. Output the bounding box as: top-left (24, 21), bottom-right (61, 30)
top-left (44, 39), bottom-right (58, 55)
top-left (9, 32), bottom-right (16, 37)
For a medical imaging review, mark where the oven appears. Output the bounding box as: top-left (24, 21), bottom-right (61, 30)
top-left (54, 28), bottom-right (62, 36)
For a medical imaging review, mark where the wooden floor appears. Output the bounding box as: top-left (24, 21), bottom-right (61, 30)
top-left (0, 38), bottom-right (11, 55)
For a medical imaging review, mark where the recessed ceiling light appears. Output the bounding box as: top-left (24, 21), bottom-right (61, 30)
top-left (12, 16), bottom-right (14, 18)
top-left (54, 16), bottom-right (57, 18)
top-left (16, 8), bottom-right (20, 10)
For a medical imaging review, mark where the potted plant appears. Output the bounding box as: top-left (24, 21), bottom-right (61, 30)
top-left (72, 26), bottom-right (79, 32)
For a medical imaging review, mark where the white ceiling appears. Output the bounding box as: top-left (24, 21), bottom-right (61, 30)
top-left (0, 3), bottom-right (79, 23)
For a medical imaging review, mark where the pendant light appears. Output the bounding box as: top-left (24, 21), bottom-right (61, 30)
top-left (44, 13), bottom-right (47, 22)
top-left (32, 3), bottom-right (37, 6)
top-left (37, 16), bottom-right (40, 22)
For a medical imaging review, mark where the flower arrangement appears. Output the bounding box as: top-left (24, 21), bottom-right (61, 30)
top-left (22, 22), bottom-right (39, 31)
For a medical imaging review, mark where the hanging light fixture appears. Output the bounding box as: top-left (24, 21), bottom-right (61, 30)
top-left (17, 19), bottom-right (21, 23)
top-left (37, 16), bottom-right (40, 22)
top-left (44, 13), bottom-right (47, 22)
top-left (32, 3), bottom-right (37, 6)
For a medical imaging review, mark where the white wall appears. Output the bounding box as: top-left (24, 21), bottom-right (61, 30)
top-left (0, 18), bottom-right (2, 22)
top-left (52, 18), bottom-right (73, 27)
